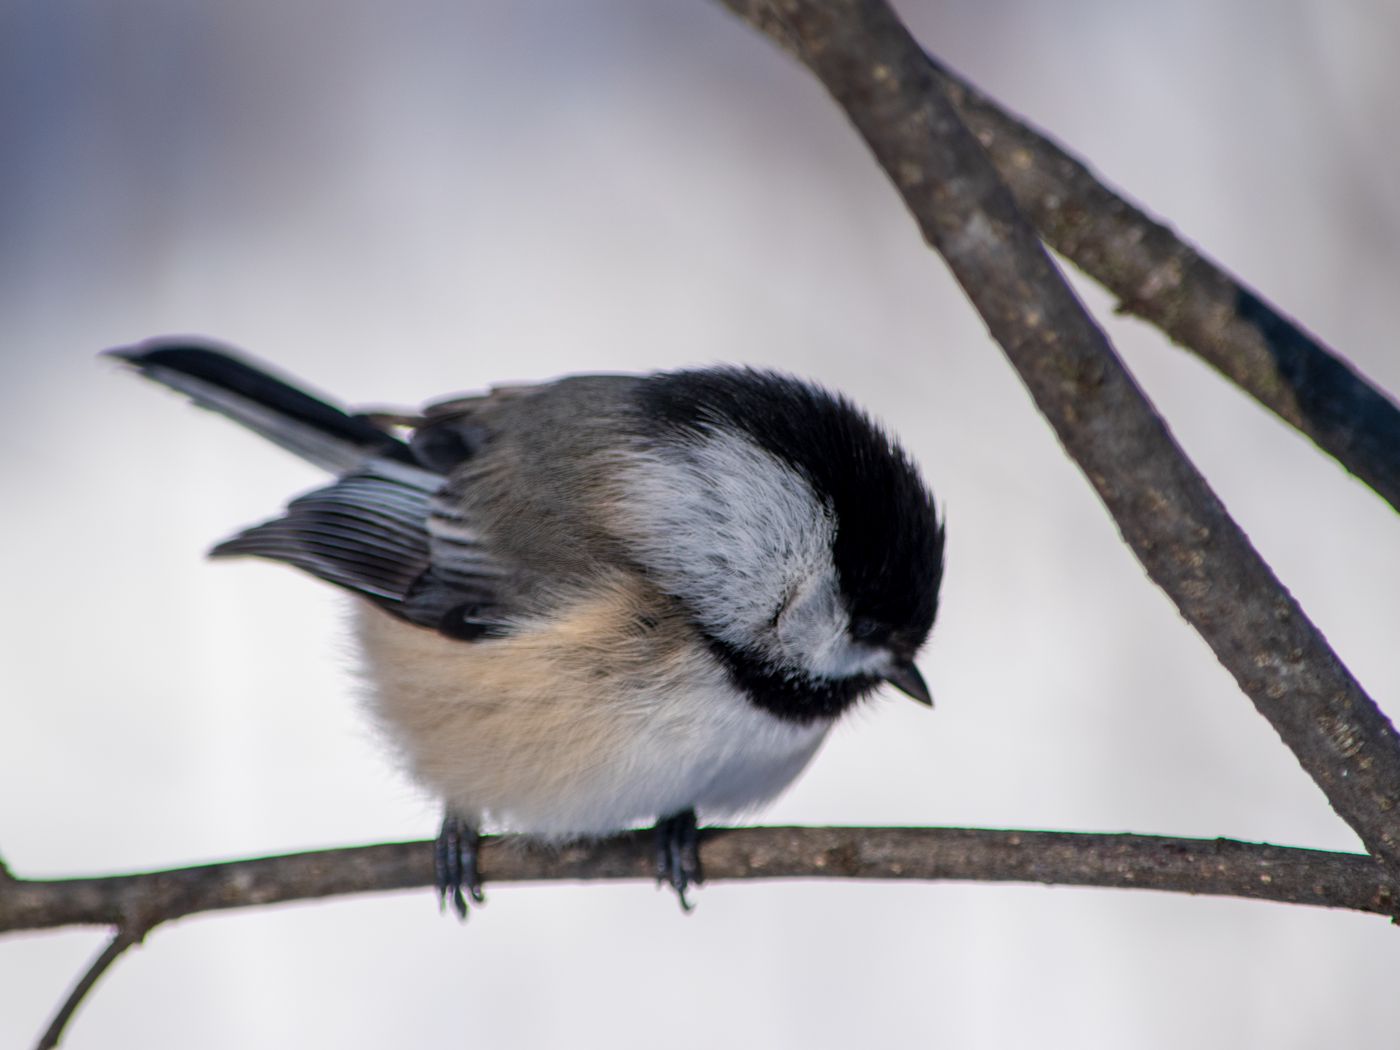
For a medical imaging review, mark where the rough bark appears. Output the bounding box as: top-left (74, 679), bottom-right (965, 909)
top-left (721, 0), bottom-right (1400, 513)
top-left (715, 0), bottom-right (1400, 873)
top-left (4, 828), bottom-right (1397, 935)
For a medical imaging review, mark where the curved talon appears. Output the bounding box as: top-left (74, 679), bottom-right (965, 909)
top-left (654, 809), bottom-right (702, 912)
top-left (435, 815), bottom-right (483, 920)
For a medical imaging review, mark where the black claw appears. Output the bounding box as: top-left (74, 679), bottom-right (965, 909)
top-left (435, 814), bottom-right (484, 920)
top-left (653, 809), bottom-right (702, 912)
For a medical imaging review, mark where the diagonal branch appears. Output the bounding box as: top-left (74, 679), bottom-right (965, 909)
top-left (35, 924), bottom-right (148, 1050)
top-left (720, 1), bottom-right (1400, 513)
top-left (3, 829), bottom-right (1398, 935)
top-left (930, 59), bottom-right (1400, 515)
top-left (715, 0), bottom-right (1400, 870)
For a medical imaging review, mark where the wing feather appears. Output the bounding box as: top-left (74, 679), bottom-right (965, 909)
top-left (211, 466), bottom-right (511, 633)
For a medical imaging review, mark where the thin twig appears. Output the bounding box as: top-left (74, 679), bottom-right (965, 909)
top-left (3, 829), bottom-right (1398, 936)
top-left (714, 0), bottom-right (1400, 873)
top-left (35, 924), bottom-right (147, 1050)
top-left (716, 0), bottom-right (1400, 513)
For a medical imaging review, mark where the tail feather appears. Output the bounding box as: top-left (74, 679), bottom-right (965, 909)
top-left (106, 340), bottom-right (416, 474)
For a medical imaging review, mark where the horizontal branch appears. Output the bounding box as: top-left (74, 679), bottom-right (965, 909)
top-left (3, 828), bottom-right (1398, 933)
top-left (715, 0), bottom-right (1400, 875)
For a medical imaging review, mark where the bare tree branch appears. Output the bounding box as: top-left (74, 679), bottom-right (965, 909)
top-left (35, 925), bottom-right (148, 1050)
top-left (17, 6), bottom-right (1400, 1042)
top-left (718, 1), bottom-right (1400, 513)
top-left (930, 58), bottom-right (1400, 515)
top-left (714, 0), bottom-right (1400, 873)
top-left (3, 829), bottom-right (1398, 937)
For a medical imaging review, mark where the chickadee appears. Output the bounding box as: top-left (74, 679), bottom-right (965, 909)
top-left (111, 340), bottom-right (945, 914)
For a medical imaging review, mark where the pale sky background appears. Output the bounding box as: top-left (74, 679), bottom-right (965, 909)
top-left (3, 2), bottom-right (1400, 1047)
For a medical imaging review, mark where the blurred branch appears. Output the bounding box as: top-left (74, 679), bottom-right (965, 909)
top-left (35, 925), bottom-right (148, 1050)
top-left (721, 1), bottom-right (1400, 513)
top-left (4, 829), bottom-right (1398, 936)
top-left (933, 59), bottom-right (1400, 514)
top-left (13, 828), bottom-right (1397, 1044)
top-left (714, 0), bottom-right (1400, 874)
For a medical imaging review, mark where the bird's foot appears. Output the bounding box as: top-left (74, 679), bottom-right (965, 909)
top-left (435, 814), bottom-right (484, 920)
top-left (653, 809), bottom-right (702, 912)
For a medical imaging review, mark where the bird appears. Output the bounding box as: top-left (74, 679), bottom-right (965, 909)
top-left (110, 339), bottom-right (946, 915)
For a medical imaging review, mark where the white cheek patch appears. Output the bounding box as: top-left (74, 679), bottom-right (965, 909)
top-left (778, 572), bottom-right (890, 679)
top-left (620, 431), bottom-right (900, 683)
top-left (618, 430), bottom-right (837, 655)
top-left (776, 572), bottom-right (844, 669)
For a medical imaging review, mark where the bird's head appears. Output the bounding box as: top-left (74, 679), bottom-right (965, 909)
top-left (622, 368), bottom-right (945, 721)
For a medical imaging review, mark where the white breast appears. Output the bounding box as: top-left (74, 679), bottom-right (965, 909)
top-left (592, 663), bottom-right (832, 833)
top-left (353, 575), bottom-right (833, 838)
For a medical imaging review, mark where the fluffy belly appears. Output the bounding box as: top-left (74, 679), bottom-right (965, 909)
top-left (354, 580), bottom-right (833, 837)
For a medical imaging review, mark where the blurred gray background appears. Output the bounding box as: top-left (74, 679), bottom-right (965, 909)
top-left (4, 1), bottom-right (1399, 1047)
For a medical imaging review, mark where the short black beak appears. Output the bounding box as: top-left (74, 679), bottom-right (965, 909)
top-left (884, 661), bottom-right (933, 707)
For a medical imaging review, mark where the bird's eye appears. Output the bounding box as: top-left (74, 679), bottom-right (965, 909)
top-left (849, 617), bottom-right (887, 643)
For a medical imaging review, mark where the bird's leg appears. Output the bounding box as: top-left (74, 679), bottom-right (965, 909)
top-left (653, 808), bottom-right (702, 912)
top-left (435, 813), bottom-right (484, 920)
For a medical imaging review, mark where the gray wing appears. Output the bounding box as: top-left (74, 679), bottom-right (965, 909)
top-left (111, 342), bottom-right (606, 639)
top-left (410, 374), bottom-right (648, 606)
top-left (212, 460), bottom-right (513, 638)
top-left (214, 372), bottom-right (648, 636)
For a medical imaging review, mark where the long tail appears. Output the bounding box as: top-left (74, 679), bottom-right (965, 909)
top-left (106, 339), bottom-right (414, 474)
